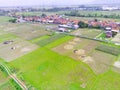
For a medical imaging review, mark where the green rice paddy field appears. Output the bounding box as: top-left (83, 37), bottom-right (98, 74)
top-left (0, 59), bottom-right (16, 90)
top-left (8, 35), bottom-right (120, 90)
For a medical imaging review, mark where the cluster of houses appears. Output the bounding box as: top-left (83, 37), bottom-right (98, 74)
top-left (16, 15), bottom-right (79, 31)
top-left (15, 14), bottom-right (120, 37)
top-left (88, 20), bottom-right (120, 38)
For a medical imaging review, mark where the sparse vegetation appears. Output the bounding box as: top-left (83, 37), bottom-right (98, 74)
top-left (96, 44), bottom-right (120, 56)
top-left (65, 11), bottom-right (120, 19)
top-left (36, 34), bottom-right (66, 46)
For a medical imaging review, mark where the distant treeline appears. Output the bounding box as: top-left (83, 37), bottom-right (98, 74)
top-left (43, 7), bottom-right (71, 12)
top-left (65, 11), bottom-right (120, 19)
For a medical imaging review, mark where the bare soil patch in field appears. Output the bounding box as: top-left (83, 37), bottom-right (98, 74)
top-left (53, 37), bottom-right (116, 74)
top-left (0, 38), bottom-right (38, 61)
top-left (112, 33), bottom-right (120, 43)
top-left (71, 29), bottom-right (102, 38)
top-left (53, 38), bottom-right (96, 61)
top-left (1, 23), bottom-right (50, 40)
top-left (83, 50), bottom-right (116, 74)
top-left (112, 58), bottom-right (120, 73)
top-left (82, 40), bottom-right (99, 55)
top-left (53, 38), bottom-right (82, 55)
top-left (64, 45), bottom-right (74, 50)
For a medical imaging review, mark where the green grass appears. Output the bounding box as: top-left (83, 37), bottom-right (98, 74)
top-left (30, 35), bottom-right (50, 43)
top-left (0, 81), bottom-right (16, 90)
top-left (0, 61), bottom-right (16, 90)
top-left (7, 36), bottom-right (120, 90)
top-left (93, 71), bottom-right (120, 90)
top-left (8, 46), bottom-right (120, 90)
top-left (0, 70), bottom-right (7, 82)
top-left (45, 35), bottom-right (73, 49)
top-left (9, 47), bottom-right (96, 90)
top-left (96, 44), bottom-right (120, 56)
top-left (66, 11), bottom-right (120, 21)
top-left (96, 32), bottom-right (112, 41)
top-left (0, 16), bottom-right (13, 23)
top-left (36, 34), bottom-right (67, 46)
top-left (0, 33), bottom-right (17, 43)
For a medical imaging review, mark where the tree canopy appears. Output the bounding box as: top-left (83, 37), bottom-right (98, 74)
top-left (78, 21), bottom-right (88, 28)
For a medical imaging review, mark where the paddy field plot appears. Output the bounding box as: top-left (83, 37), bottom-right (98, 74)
top-left (53, 37), bottom-right (96, 60)
top-left (0, 38), bottom-right (38, 61)
top-left (0, 23), bottom-right (50, 40)
top-left (0, 81), bottom-right (16, 90)
top-left (7, 34), bottom-right (120, 90)
top-left (0, 26), bottom-right (17, 43)
top-left (0, 68), bottom-right (16, 90)
top-left (84, 50), bottom-right (116, 74)
top-left (53, 37), bottom-right (116, 74)
top-left (0, 30), bottom-right (7, 35)
top-left (71, 28), bottom-right (102, 38)
top-left (112, 56), bottom-right (120, 73)
top-left (35, 34), bottom-right (68, 47)
top-left (0, 33), bottom-right (16, 43)
top-left (9, 47), bottom-right (96, 90)
top-left (0, 70), bottom-right (8, 84)
top-left (112, 33), bottom-right (120, 43)
top-left (92, 71), bottom-right (120, 90)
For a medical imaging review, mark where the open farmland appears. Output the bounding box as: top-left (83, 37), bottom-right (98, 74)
top-left (0, 81), bottom-right (16, 90)
top-left (0, 23), bottom-right (50, 40)
top-left (9, 47), bottom-right (97, 90)
top-left (0, 69), bottom-right (8, 85)
top-left (53, 37), bottom-right (117, 74)
top-left (8, 35), bottom-right (120, 90)
top-left (0, 67), bottom-right (16, 90)
top-left (0, 14), bottom-right (120, 90)
top-left (71, 28), bottom-right (102, 38)
top-left (92, 71), bottom-right (120, 90)
top-left (96, 44), bottom-right (120, 56)
top-left (0, 16), bottom-right (13, 23)
top-left (66, 10), bottom-right (120, 22)
top-left (0, 38), bottom-right (38, 61)
top-left (35, 34), bottom-right (67, 46)
top-left (84, 50), bottom-right (116, 74)
top-left (0, 33), bottom-right (16, 43)
top-left (112, 56), bottom-right (120, 73)
top-left (112, 33), bottom-right (120, 43)
top-left (53, 37), bottom-right (96, 60)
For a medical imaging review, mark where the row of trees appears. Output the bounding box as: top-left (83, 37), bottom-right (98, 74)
top-left (65, 11), bottom-right (120, 19)
top-left (78, 21), bottom-right (88, 28)
top-left (9, 18), bottom-right (17, 23)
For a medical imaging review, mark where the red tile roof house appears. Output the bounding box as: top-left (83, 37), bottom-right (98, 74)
top-left (15, 15), bottom-right (120, 32)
